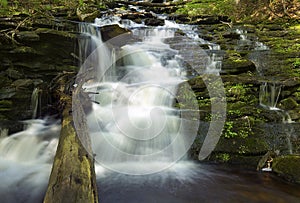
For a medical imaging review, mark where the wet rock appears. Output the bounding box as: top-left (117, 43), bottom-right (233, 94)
top-left (0, 100), bottom-right (12, 111)
top-left (272, 155), bottom-right (300, 184)
top-left (288, 109), bottom-right (300, 121)
top-left (222, 32), bottom-right (240, 40)
top-left (0, 74), bottom-right (13, 87)
top-left (194, 16), bottom-right (220, 25)
top-left (0, 87), bottom-right (16, 99)
top-left (278, 97), bottom-right (298, 110)
top-left (151, 0), bottom-right (165, 3)
top-left (199, 34), bottom-right (213, 41)
top-left (167, 14), bottom-right (190, 24)
top-left (262, 24), bottom-right (284, 31)
top-left (16, 31), bottom-right (40, 43)
top-left (9, 46), bottom-right (38, 55)
top-left (11, 79), bottom-right (34, 89)
top-left (121, 12), bottom-right (154, 21)
top-left (5, 68), bottom-right (24, 80)
top-left (0, 120), bottom-right (24, 134)
top-left (35, 28), bottom-right (77, 39)
top-left (76, 7), bottom-right (100, 22)
top-left (214, 136), bottom-right (269, 156)
top-left (221, 58), bottom-right (256, 75)
top-left (100, 24), bottom-right (132, 46)
top-left (144, 18), bottom-right (164, 26)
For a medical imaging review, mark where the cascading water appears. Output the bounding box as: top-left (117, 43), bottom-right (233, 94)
top-left (74, 17), bottom-right (300, 202)
top-left (31, 87), bottom-right (41, 119)
top-left (259, 82), bottom-right (296, 154)
top-left (0, 119), bottom-right (59, 202)
top-left (0, 12), bottom-right (300, 202)
top-left (259, 82), bottom-right (282, 110)
top-left (77, 18), bottom-right (202, 175)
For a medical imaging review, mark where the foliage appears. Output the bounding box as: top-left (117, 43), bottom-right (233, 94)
top-left (293, 58), bottom-right (300, 68)
top-left (216, 153), bottom-right (230, 162)
top-left (223, 121), bottom-right (238, 138)
top-left (0, 0), bottom-right (107, 16)
top-left (0, 0), bottom-right (7, 8)
top-left (175, 0), bottom-right (300, 22)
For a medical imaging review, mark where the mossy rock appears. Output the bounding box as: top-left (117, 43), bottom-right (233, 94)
top-left (35, 28), bottom-right (77, 39)
top-left (214, 136), bottom-right (269, 155)
top-left (278, 97), bottom-right (298, 110)
top-left (76, 7), bottom-right (100, 22)
top-left (272, 155), bottom-right (300, 184)
top-left (11, 79), bottom-right (34, 89)
top-left (16, 31), bottom-right (40, 43)
top-left (209, 152), bottom-right (262, 168)
top-left (0, 100), bottom-right (12, 111)
top-left (9, 46), bottom-right (38, 55)
top-left (221, 58), bottom-right (256, 75)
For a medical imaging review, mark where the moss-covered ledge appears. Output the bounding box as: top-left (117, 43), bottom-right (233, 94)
top-left (272, 155), bottom-right (300, 184)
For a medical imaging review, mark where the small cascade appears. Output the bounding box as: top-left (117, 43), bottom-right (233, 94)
top-left (0, 128), bottom-right (8, 138)
top-left (31, 87), bottom-right (41, 119)
top-left (163, 19), bottom-right (222, 75)
top-left (282, 113), bottom-right (295, 154)
top-left (259, 82), bottom-right (297, 155)
top-left (0, 119), bottom-right (59, 163)
top-left (0, 119), bottom-right (60, 202)
top-left (235, 27), bottom-right (270, 75)
top-left (76, 18), bottom-right (209, 175)
top-left (259, 82), bottom-right (282, 110)
top-left (235, 28), bottom-right (269, 51)
top-left (78, 23), bottom-right (115, 82)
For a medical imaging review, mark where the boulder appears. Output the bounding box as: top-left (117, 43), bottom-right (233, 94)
top-left (272, 155), bottom-right (300, 184)
top-left (221, 58), bottom-right (256, 75)
top-left (144, 18), bottom-right (164, 26)
top-left (100, 24), bottom-right (132, 46)
top-left (278, 97), bottom-right (298, 110)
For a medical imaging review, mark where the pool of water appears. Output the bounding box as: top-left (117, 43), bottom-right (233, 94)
top-left (97, 162), bottom-right (300, 203)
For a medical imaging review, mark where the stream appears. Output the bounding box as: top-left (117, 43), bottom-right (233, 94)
top-left (1, 121), bottom-right (300, 202)
top-left (0, 9), bottom-right (300, 203)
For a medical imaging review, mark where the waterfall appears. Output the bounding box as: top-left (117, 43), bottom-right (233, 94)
top-left (75, 19), bottom-right (207, 175)
top-left (259, 82), bottom-right (282, 110)
top-left (0, 128), bottom-right (8, 138)
top-left (31, 87), bottom-right (41, 119)
top-left (259, 82), bottom-right (296, 154)
top-left (0, 119), bottom-right (60, 202)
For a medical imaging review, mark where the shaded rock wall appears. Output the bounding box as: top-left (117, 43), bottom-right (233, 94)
top-left (0, 16), bottom-right (78, 133)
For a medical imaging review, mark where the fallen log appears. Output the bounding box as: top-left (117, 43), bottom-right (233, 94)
top-left (44, 72), bottom-right (98, 203)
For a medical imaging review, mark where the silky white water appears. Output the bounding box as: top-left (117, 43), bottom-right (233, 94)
top-left (0, 119), bottom-right (60, 202)
top-left (77, 18), bottom-right (206, 175)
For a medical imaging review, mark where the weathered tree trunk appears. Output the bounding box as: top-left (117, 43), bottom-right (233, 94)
top-left (44, 73), bottom-right (98, 203)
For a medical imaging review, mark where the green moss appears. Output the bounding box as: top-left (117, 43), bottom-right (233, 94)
top-left (289, 24), bottom-right (300, 34)
top-left (0, 100), bottom-right (12, 111)
top-left (292, 58), bottom-right (300, 68)
top-left (273, 155), bottom-right (300, 184)
top-left (278, 97), bottom-right (298, 110)
top-left (223, 121), bottom-right (238, 138)
top-left (35, 28), bottom-right (77, 39)
top-left (215, 153), bottom-right (231, 162)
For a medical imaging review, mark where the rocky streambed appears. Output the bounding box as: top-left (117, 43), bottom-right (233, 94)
top-left (0, 2), bottom-right (300, 183)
